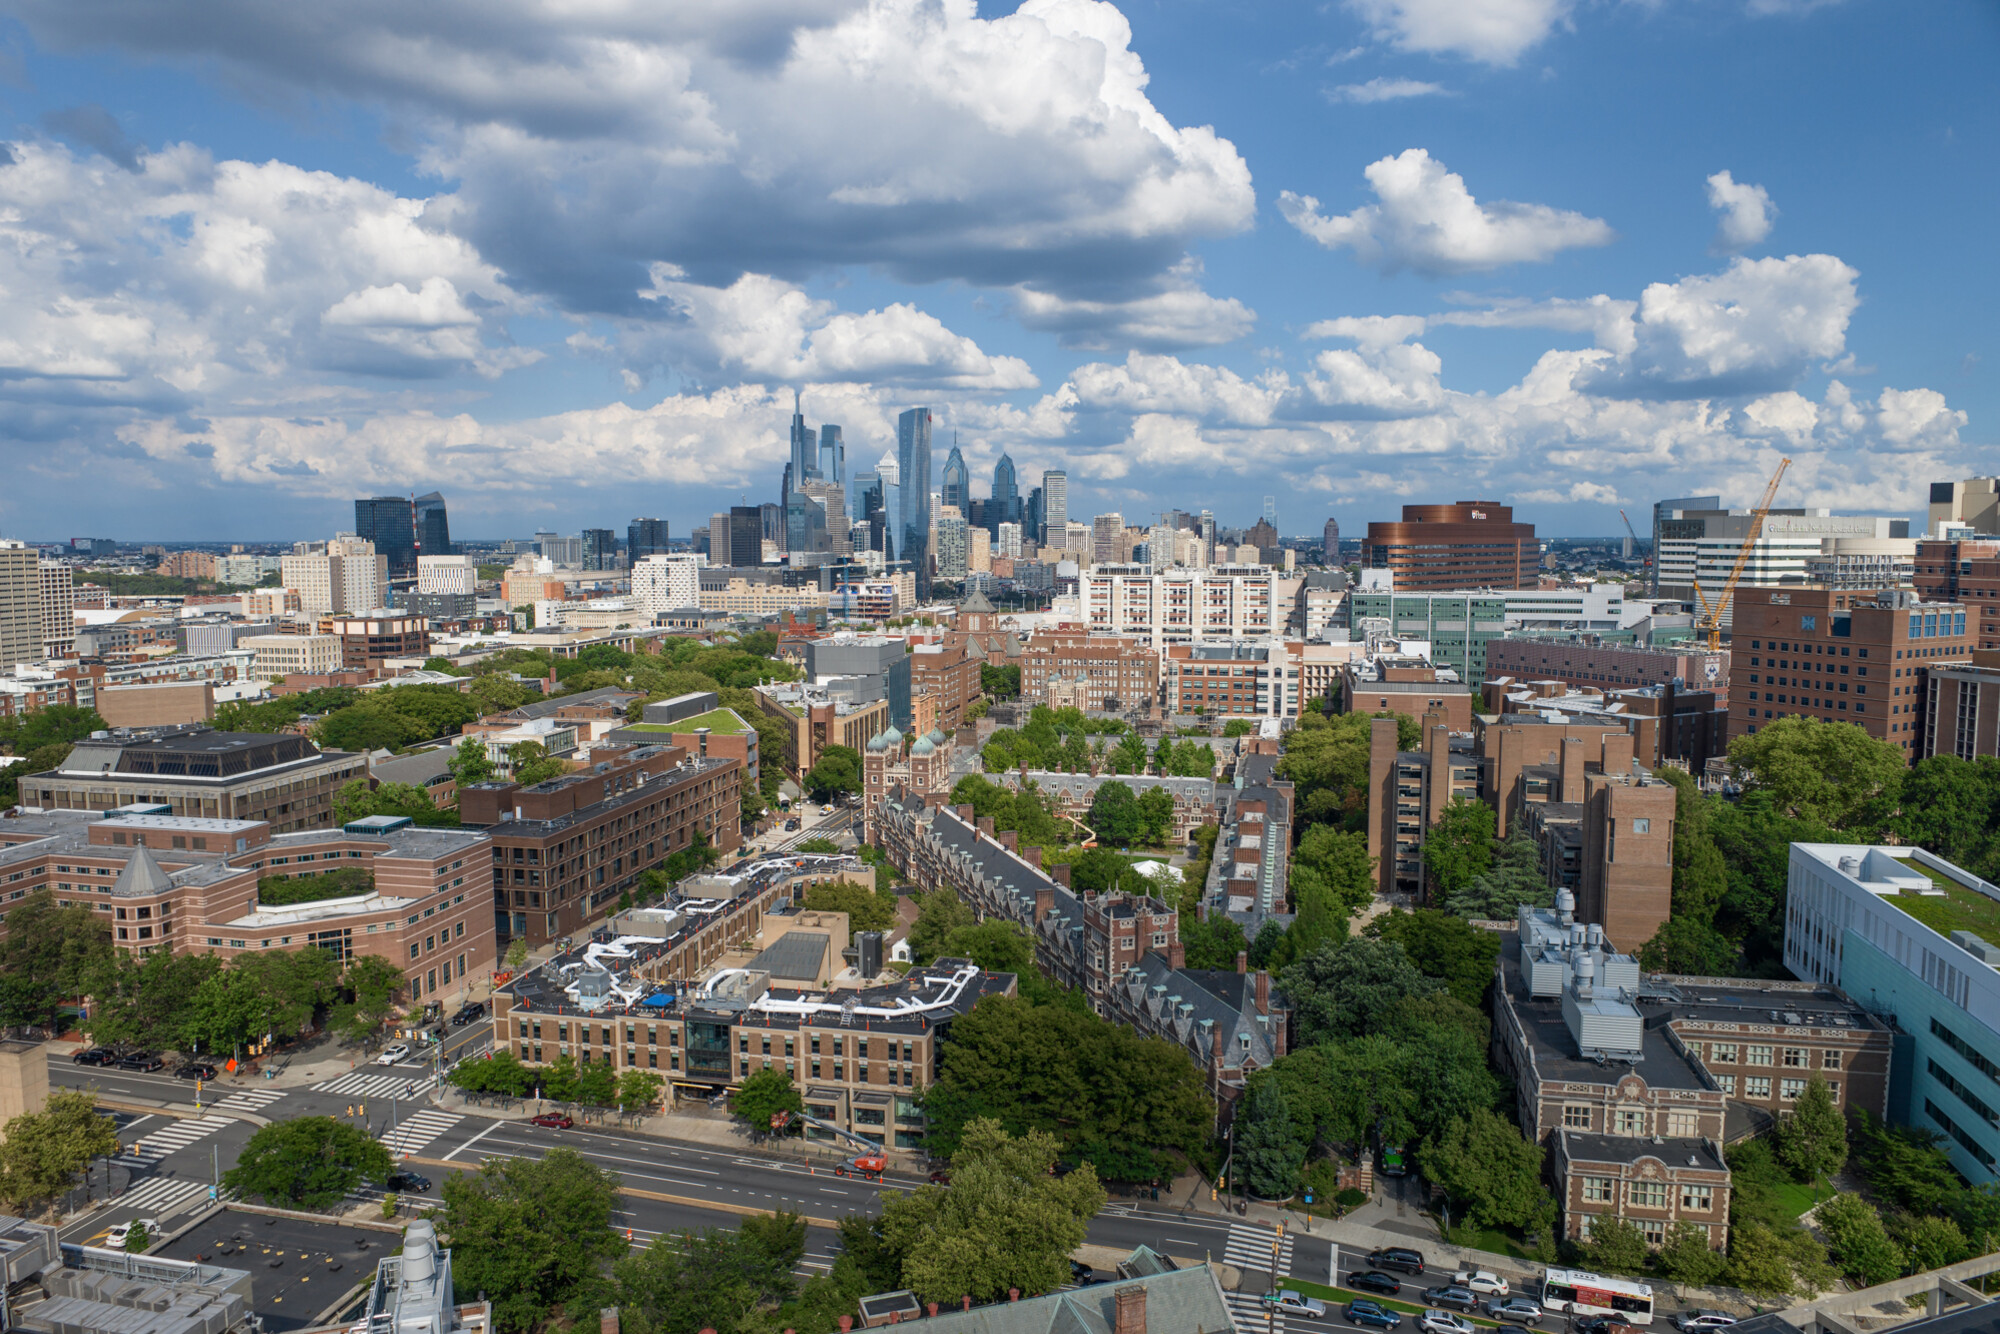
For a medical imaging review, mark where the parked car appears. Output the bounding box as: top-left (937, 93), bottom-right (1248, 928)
top-left (1367, 1247), bottom-right (1426, 1275)
top-left (1346, 1271), bottom-right (1403, 1297)
top-left (73, 1047), bottom-right (118, 1065)
top-left (1380, 1144), bottom-right (1408, 1176)
top-left (175, 1063), bottom-right (218, 1081)
top-left (1418, 1312), bottom-right (1476, 1334)
top-left (386, 1172), bottom-right (432, 1194)
top-left (451, 1003), bottom-right (486, 1027)
top-left (115, 1053), bottom-right (164, 1072)
top-left (528, 1112), bottom-right (574, 1128)
top-left (1069, 1260), bottom-right (1099, 1285)
top-left (376, 1043), bottom-right (411, 1065)
top-left (102, 1218), bottom-right (159, 1249)
top-left (929, 1169), bottom-right (952, 1185)
top-left (1485, 1297), bottom-right (1543, 1325)
top-left (1264, 1292), bottom-right (1327, 1320)
top-left (1576, 1316), bottom-right (1634, 1334)
top-left (1344, 1301), bottom-right (1402, 1330)
top-left (1676, 1314), bottom-right (1737, 1334)
top-left (1452, 1271), bottom-right (1508, 1298)
top-left (1422, 1287), bottom-right (1476, 1313)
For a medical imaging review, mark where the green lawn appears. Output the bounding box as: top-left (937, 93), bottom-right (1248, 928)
top-left (1438, 1221), bottom-right (1537, 1261)
top-left (625, 707), bottom-right (750, 734)
top-left (1769, 1175), bottom-right (1821, 1222)
top-left (1885, 861), bottom-right (2000, 942)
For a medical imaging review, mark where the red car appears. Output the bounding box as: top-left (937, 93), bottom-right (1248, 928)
top-left (528, 1112), bottom-right (573, 1129)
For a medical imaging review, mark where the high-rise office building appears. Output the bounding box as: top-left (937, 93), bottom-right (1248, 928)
top-left (418, 555), bottom-right (476, 595)
top-left (941, 443), bottom-right (969, 515)
top-left (1650, 495), bottom-right (1721, 595)
top-left (992, 453), bottom-right (1019, 533)
top-left (0, 540), bottom-right (39, 669)
top-left (1323, 517), bottom-right (1340, 565)
top-left (1365, 501), bottom-right (1538, 592)
top-left (936, 513), bottom-right (969, 578)
top-left (354, 497), bottom-right (419, 579)
top-left (1092, 513), bottom-right (1125, 566)
top-left (1025, 487), bottom-right (1043, 546)
top-left (760, 503), bottom-right (785, 547)
top-left (724, 506), bottom-right (764, 568)
top-left (1041, 470), bottom-right (1068, 546)
top-left (581, 528), bottom-right (618, 570)
top-left (414, 491), bottom-right (452, 558)
top-left (896, 408), bottom-right (933, 600)
top-left (819, 425), bottom-right (845, 486)
top-left (852, 470), bottom-right (882, 525)
top-left (786, 492), bottom-right (830, 556)
top-left (788, 390), bottom-right (818, 493)
top-left (628, 518), bottom-right (670, 561)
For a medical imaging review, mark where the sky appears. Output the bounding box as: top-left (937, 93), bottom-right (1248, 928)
top-left (0, 0), bottom-right (1994, 543)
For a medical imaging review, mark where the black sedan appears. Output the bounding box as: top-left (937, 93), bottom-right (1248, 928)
top-left (386, 1172), bottom-right (432, 1194)
top-left (1347, 1272), bottom-right (1404, 1298)
top-left (175, 1063), bottom-right (218, 1081)
top-left (72, 1047), bottom-right (118, 1066)
top-left (115, 1053), bottom-right (164, 1072)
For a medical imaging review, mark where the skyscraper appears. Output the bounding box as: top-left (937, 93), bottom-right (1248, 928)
top-left (354, 497), bottom-right (418, 579)
top-left (1041, 470), bottom-right (1068, 546)
top-left (414, 492), bottom-right (452, 558)
top-left (788, 390), bottom-right (818, 494)
top-left (628, 518), bottom-right (670, 561)
top-left (941, 442), bottom-right (970, 515)
top-left (991, 453), bottom-right (1019, 533)
top-left (1322, 517), bottom-right (1340, 565)
top-left (0, 540), bottom-right (38, 669)
top-left (896, 408), bottom-right (933, 600)
top-left (581, 528), bottom-right (618, 570)
top-left (725, 507), bottom-right (764, 567)
top-left (818, 424), bottom-right (845, 486)
top-left (1026, 486), bottom-right (1043, 547)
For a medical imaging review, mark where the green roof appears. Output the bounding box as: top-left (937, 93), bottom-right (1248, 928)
top-left (625, 707), bottom-right (752, 735)
top-left (1884, 860), bottom-right (2000, 945)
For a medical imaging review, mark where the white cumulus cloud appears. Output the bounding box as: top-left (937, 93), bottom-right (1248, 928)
top-left (1345, 0), bottom-right (1574, 65)
top-left (1279, 149), bottom-right (1614, 275)
top-left (1706, 170), bottom-right (1776, 254)
top-left (1327, 77), bottom-right (1450, 103)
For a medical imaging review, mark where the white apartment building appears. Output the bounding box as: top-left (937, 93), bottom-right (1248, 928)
top-left (282, 538), bottom-right (387, 616)
top-left (1080, 564), bottom-right (1284, 650)
top-left (630, 553), bottom-right (706, 615)
top-left (997, 522), bottom-right (1022, 559)
top-left (418, 555), bottom-right (477, 595)
top-left (244, 633), bottom-right (343, 679)
top-left (38, 562), bottom-right (74, 658)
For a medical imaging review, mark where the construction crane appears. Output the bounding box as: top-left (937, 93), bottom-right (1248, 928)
top-left (1617, 509), bottom-right (1647, 568)
top-left (1691, 457), bottom-right (1792, 652)
top-left (769, 1109), bottom-right (889, 1180)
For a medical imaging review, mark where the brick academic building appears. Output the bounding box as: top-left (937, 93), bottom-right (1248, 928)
top-left (1364, 501), bottom-right (1538, 592)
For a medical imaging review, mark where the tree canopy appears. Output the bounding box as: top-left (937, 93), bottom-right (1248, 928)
top-left (0, 1090), bottom-right (121, 1211)
top-left (223, 1116), bottom-right (393, 1209)
top-left (443, 1148), bottom-right (626, 1333)
top-left (1728, 716), bottom-right (1905, 831)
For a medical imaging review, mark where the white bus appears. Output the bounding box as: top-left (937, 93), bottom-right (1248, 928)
top-left (1540, 1269), bottom-right (1655, 1326)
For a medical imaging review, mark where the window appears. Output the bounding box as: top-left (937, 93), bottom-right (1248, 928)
top-left (1746, 1076), bottom-right (1772, 1098)
top-left (1630, 1180), bottom-right (1668, 1209)
top-left (1614, 1108), bottom-right (1648, 1136)
top-left (1747, 1045), bottom-right (1774, 1065)
top-left (1633, 818), bottom-right (1651, 834)
top-left (1639, 1220), bottom-right (1666, 1246)
top-left (1715, 1075), bottom-right (1737, 1096)
top-left (1581, 1176), bottom-right (1613, 1203)
top-left (409, 943), bottom-right (420, 960)
top-left (1564, 1105), bottom-right (1592, 1129)
top-left (1667, 1111), bottom-right (1699, 1137)
top-left (1783, 1048), bottom-right (1809, 1068)
top-left (1711, 1043), bottom-right (1738, 1064)
top-left (1781, 1078), bottom-right (1808, 1101)
top-left (1681, 1184), bottom-right (1714, 1212)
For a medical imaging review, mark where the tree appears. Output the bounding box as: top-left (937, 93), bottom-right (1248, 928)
top-left (1420, 1107), bottom-right (1553, 1237)
top-left (0, 741), bottom-right (76, 807)
top-left (1367, 910), bottom-right (1499, 1009)
top-left (1236, 1077), bottom-right (1304, 1199)
top-left (223, 1117), bottom-right (393, 1209)
top-left (0, 704), bottom-right (105, 754)
top-left (505, 939), bottom-right (530, 970)
top-left (617, 1070), bottom-right (665, 1117)
top-left (1111, 730), bottom-right (1149, 775)
top-left (124, 1220), bottom-right (151, 1252)
top-left (343, 955), bottom-right (404, 1039)
top-left (804, 744), bottom-right (862, 800)
top-left (1136, 785), bottom-right (1176, 846)
top-left (1422, 799), bottom-right (1494, 901)
top-left (1442, 830), bottom-right (1550, 920)
top-left (802, 880), bottom-right (897, 933)
top-left (614, 1212), bottom-right (808, 1334)
top-left (1181, 912), bottom-right (1249, 971)
top-left (447, 736), bottom-right (496, 787)
top-left (1088, 781), bottom-right (1143, 846)
top-left (0, 891), bottom-right (112, 1031)
top-left (1281, 936), bottom-right (1439, 1045)
top-left (1722, 1221), bottom-right (1805, 1298)
top-left (469, 675), bottom-right (532, 716)
top-left (794, 836), bottom-right (841, 854)
top-left (1709, 790), bottom-right (1860, 972)
top-left (1889, 1212), bottom-right (1971, 1272)
top-left (334, 779), bottom-right (446, 826)
top-left (979, 664), bottom-right (1021, 698)
top-left (0, 1090), bottom-right (121, 1211)
top-left (1656, 1220), bottom-right (1729, 1286)
top-left (907, 889), bottom-right (976, 964)
top-left (731, 1067), bottom-right (803, 1134)
top-left (1775, 1075), bottom-right (1848, 1189)
top-left (922, 995), bottom-right (1213, 1181)
top-left (1290, 824), bottom-right (1375, 920)
top-left (1637, 917), bottom-right (1738, 976)
top-left (1728, 716), bottom-right (1905, 832)
top-left (1815, 1193), bottom-right (1904, 1285)
top-left (877, 1119), bottom-right (1106, 1304)
top-left (1851, 1110), bottom-right (1963, 1213)
top-left (507, 741), bottom-right (568, 786)
top-left (1581, 1214), bottom-right (1649, 1276)
top-left (1657, 767), bottom-right (1729, 927)
top-left (575, 1060), bottom-right (618, 1109)
top-left (444, 1148), bottom-right (625, 1333)
top-left (85, 947), bottom-right (221, 1054)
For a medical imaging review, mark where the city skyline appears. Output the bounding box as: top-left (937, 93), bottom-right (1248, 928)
top-left (0, 4), bottom-right (1990, 542)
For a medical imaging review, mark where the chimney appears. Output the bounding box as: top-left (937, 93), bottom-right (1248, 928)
top-left (1236, 950), bottom-right (1248, 975)
top-left (1035, 886), bottom-right (1054, 923)
top-left (977, 816), bottom-right (996, 840)
top-left (1255, 970), bottom-right (1270, 1015)
top-left (602, 1312), bottom-right (621, 1334)
top-left (1211, 1024), bottom-right (1223, 1065)
top-left (955, 803), bottom-right (975, 823)
top-left (1114, 1286), bottom-right (1148, 1334)
top-left (999, 830), bottom-right (1018, 852)
top-left (1052, 864), bottom-right (1072, 888)
top-left (1168, 941), bottom-right (1185, 969)
top-left (1021, 845), bottom-right (1043, 868)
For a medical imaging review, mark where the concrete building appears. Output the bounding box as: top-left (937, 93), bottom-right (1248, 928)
top-left (97, 680), bottom-right (216, 728)
top-left (0, 1038), bottom-right (49, 1122)
top-left (282, 538), bottom-right (388, 616)
top-left (754, 682), bottom-right (892, 780)
top-left (17, 727), bottom-right (364, 831)
top-left (245, 633), bottom-right (343, 680)
top-left (1364, 501), bottom-right (1538, 591)
top-left (38, 561), bottom-right (74, 658)
top-left (417, 555), bottom-right (476, 595)
top-left (0, 540), bottom-right (38, 669)
top-left (1921, 652), bottom-right (2000, 761)
top-left (1727, 586), bottom-right (1971, 758)
top-left (326, 612), bottom-right (429, 671)
top-left (1786, 842), bottom-right (2000, 1183)
top-left (631, 553), bottom-right (706, 616)
top-left (1654, 504), bottom-right (1912, 615)
top-left (608, 693), bottom-right (761, 779)
top-left (1928, 477), bottom-right (2000, 536)
top-left (805, 636), bottom-right (913, 730)
top-left (460, 741), bottom-right (741, 946)
top-left (1019, 630), bottom-right (1160, 712)
top-left (1079, 565), bottom-right (1284, 649)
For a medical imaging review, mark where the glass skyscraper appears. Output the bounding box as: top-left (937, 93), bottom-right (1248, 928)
top-left (818, 424), bottom-right (844, 486)
top-left (354, 496), bottom-right (418, 579)
top-left (414, 491), bottom-right (452, 557)
top-left (940, 442), bottom-right (969, 515)
top-left (628, 517), bottom-right (670, 560)
top-left (991, 453), bottom-right (1019, 533)
top-left (896, 408), bottom-right (933, 600)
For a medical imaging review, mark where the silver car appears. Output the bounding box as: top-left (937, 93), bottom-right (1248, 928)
top-left (1486, 1298), bottom-right (1543, 1325)
top-left (1676, 1313), bottom-right (1736, 1333)
top-left (1419, 1312), bottom-right (1476, 1334)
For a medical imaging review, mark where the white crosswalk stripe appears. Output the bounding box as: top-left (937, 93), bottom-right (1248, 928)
top-left (380, 1109), bottom-right (462, 1157)
top-left (1222, 1223), bottom-right (1292, 1278)
top-left (111, 1116), bottom-right (233, 1169)
top-left (206, 1088), bottom-right (286, 1115)
top-left (314, 1072), bottom-right (433, 1100)
top-left (114, 1176), bottom-right (212, 1218)
top-left (1223, 1290), bottom-right (1283, 1334)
